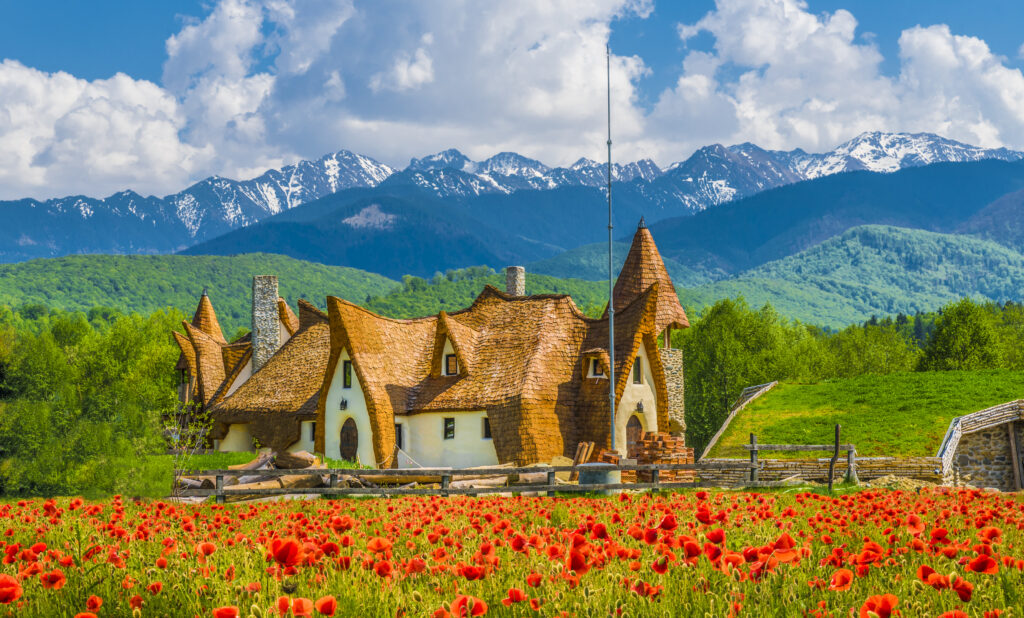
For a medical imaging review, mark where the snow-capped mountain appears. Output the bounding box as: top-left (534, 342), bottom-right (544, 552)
top-left (1, 132), bottom-right (1021, 263)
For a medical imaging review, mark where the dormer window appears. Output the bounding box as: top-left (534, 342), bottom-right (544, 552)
top-left (445, 354), bottom-right (459, 376)
top-left (588, 358), bottom-right (605, 378)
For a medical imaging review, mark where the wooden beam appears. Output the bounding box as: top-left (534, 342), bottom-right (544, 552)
top-left (1008, 422), bottom-right (1022, 492)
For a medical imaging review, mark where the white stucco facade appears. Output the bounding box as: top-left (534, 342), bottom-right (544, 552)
top-left (322, 349), bottom-right (376, 466)
top-left (287, 420), bottom-right (316, 453)
top-left (218, 423), bottom-right (254, 452)
top-left (395, 410), bottom-right (499, 468)
top-left (614, 342), bottom-right (659, 455)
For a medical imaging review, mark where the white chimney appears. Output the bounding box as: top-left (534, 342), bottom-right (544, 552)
top-left (506, 266), bottom-right (525, 296)
top-left (252, 275), bottom-right (280, 371)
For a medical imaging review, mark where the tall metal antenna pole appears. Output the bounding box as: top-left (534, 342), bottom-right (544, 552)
top-left (606, 44), bottom-right (616, 454)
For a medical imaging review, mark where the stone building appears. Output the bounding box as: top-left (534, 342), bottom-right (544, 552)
top-left (172, 220), bottom-right (690, 467)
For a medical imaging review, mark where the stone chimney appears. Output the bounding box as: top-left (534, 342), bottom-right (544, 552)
top-left (252, 275), bottom-right (281, 372)
top-left (506, 266), bottom-right (525, 296)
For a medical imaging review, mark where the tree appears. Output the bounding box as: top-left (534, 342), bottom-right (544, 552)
top-left (920, 299), bottom-right (1002, 371)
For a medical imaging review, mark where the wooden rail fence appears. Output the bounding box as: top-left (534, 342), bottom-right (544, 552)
top-left (176, 461), bottom-right (760, 503)
top-left (745, 424), bottom-right (857, 489)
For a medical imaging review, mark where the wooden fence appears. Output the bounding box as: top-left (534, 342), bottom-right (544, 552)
top-left (176, 461), bottom-right (760, 503)
top-left (745, 425), bottom-right (857, 489)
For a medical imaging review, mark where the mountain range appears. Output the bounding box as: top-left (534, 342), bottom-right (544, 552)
top-left (2, 131), bottom-right (1019, 264)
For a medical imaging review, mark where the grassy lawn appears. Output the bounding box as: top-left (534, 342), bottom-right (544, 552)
top-left (706, 369), bottom-right (1024, 459)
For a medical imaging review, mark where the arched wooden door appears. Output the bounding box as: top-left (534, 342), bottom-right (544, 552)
top-left (626, 415), bottom-right (643, 459)
top-left (339, 418), bottom-right (359, 462)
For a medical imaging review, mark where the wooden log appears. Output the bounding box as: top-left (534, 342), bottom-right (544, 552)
top-left (449, 476), bottom-right (508, 489)
top-left (274, 450), bottom-right (319, 470)
top-left (227, 451), bottom-right (276, 470)
top-left (177, 477), bottom-right (204, 490)
top-left (1008, 422), bottom-right (1022, 492)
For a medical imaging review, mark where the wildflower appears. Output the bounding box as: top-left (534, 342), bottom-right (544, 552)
top-left (314, 595), bottom-right (338, 616)
top-left (212, 607), bottom-right (240, 618)
top-left (828, 569), bottom-right (853, 591)
top-left (859, 594), bottom-right (898, 618)
top-left (0, 575), bottom-right (22, 604)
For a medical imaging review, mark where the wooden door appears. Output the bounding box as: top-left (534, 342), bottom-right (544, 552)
top-left (626, 415), bottom-right (643, 459)
top-left (339, 418), bottom-right (359, 462)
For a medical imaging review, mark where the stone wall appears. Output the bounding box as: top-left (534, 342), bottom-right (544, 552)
top-left (952, 422), bottom-right (1024, 491)
top-left (659, 348), bottom-right (685, 435)
top-left (699, 456), bottom-right (944, 487)
top-left (505, 267), bottom-right (525, 296)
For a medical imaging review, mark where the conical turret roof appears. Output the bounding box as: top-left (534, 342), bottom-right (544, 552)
top-left (190, 289), bottom-right (226, 344)
top-left (610, 220), bottom-right (689, 332)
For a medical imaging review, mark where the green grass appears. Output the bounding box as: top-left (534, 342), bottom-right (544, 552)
top-left (706, 369), bottom-right (1024, 459)
top-left (165, 451), bottom-right (258, 472)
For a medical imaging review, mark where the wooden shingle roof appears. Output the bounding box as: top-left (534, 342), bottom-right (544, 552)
top-left (191, 291), bottom-right (226, 344)
top-left (317, 284), bottom-right (666, 465)
top-left (610, 220), bottom-right (689, 332)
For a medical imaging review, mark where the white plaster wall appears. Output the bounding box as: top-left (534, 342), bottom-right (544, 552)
top-left (225, 359), bottom-right (252, 398)
top-left (279, 318), bottom-right (292, 347)
top-left (615, 342), bottom-right (659, 455)
top-left (287, 420), bottom-right (316, 453)
top-left (219, 423), bottom-right (254, 452)
top-left (322, 350), bottom-right (376, 466)
top-left (402, 411), bottom-right (498, 468)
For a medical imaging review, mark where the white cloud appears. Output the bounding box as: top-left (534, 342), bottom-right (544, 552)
top-left (4, 0), bottom-right (1024, 201)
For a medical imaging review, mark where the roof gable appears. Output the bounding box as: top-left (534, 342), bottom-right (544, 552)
top-left (191, 291), bottom-right (227, 344)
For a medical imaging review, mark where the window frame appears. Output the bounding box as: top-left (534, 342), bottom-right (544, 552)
top-left (445, 353), bottom-right (458, 376)
top-left (309, 421), bottom-right (316, 442)
top-left (395, 423), bottom-right (403, 450)
top-left (482, 417), bottom-right (492, 439)
top-left (443, 417), bottom-right (455, 440)
top-left (589, 357), bottom-right (605, 378)
top-left (633, 357), bottom-right (642, 384)
top-left (342, 360), bottom-right (352, 389)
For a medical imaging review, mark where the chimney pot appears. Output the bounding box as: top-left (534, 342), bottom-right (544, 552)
top-left (506, 266), bottom-right (525, 296)
top-left (252, 275), bottom-right (281, 371)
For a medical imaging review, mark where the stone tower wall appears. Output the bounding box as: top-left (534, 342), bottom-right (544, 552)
top-left (252, 275), bottom-right (280, 372)
top-left (506, 266), bottom-right (525, 296)
top-left (659, 348), bottom-right (686, 437)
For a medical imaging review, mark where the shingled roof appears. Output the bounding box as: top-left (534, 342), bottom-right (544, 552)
top-left (191, 290), bottom-right (227, 344)
top-left (317, 285), bottom-right (667, 465)
top-left (209, 300), bottom-right (330, 453)
top-left (610, 220), bottom-right (690, 332)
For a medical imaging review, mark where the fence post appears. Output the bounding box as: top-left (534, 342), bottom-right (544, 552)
top-left (546, 470), bottom-right (556, 497)
top-left (749, 434), bottom-right (759, 483)
top-left (845, 447), bottom-right (859, 484)
top-left (215, 474), bottom-right (225, 505)
top-left (329, 473), bottom-right (338, 495)
top-left (651, 467), bottom-right (660, 489)
top-left (441, 474), bottom-right (451, 497)
top-left (827, 425), bottom-right (840, 492)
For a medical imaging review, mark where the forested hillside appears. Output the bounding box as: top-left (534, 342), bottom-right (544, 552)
top-left (0, 254), bottom-right (398, 334)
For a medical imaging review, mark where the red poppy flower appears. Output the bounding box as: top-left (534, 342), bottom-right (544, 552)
top-left (270, 538), bottom-right (304, 568)
top-left (951, 576), bottom-right (974, 602)
top-left (314, 595), bottom-right (338, 616)
top-left (859, 594), bottom-right (898, 618)
top-left (828, 568), bottom-right (853, 591)
top-left (567, 550), bottom-right (590, 575)
top-left (39, 568), bottom-right (67, 590)
top-left (292, 598), bottom-right (314, 617)
top-left (652, 556), bottom-right (669, 575)
top-left (451, 595), bottom-right (487, 617)
top-left (706, 528), bottom-right (726, 545)
top-left (526, 572), bottom-right (543, 587)
top-left (374, 560), bottom-right (393, 578)
top-left (938, 612), bottom-right (968, 618)
top-left (86, 595), bottom-right (102, 612)
top-left (147, 581), bottom-right (163, 595)
top-left (367, 537), bottom-right (393, 553)
top-left (502, 588), bottom-right (526, 606)
top-left (0, 575), bottom-right (22, 604)
top-left (212, 607), bottom-right (240, 618)
top-left (968, 554), bottom-right (998, 574)
top-left (74, 614), bottom-right (97, 618)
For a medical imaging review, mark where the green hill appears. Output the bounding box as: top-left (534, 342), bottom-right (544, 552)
top-left (706, 370), bottom-right (1024, 459)
top-left (0, 254), bottom-right (399, 333)
top-left (679, 225), bottom-right (1024, 327)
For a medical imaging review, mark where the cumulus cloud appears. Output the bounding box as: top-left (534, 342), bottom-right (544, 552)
top-left (651, 0), bottom-right (1024, 159)
top-left (3, 0), bottom-right (1024, 200)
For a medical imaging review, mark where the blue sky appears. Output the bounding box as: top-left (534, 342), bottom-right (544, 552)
top-left (2, 0), bottom-right (1024, 199)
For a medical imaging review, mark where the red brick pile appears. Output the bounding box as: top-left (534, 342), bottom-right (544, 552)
top-left (634, 432), bottom-right (695, 483)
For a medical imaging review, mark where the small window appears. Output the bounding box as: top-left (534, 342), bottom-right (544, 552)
top-left (309, 422), bottom-right (316, 442)
top-left (482, 417), bottom-right (491, 439)
top-left (443, 417), bottom-right (455, 440)
top-left (633, 357), bottom-right (642, 384)
top-left (343, 360), bottom-right (352, 388)
top-left (445, 354), bottom-right (458, 376)
top-left (395, 423), bottom-right (403, 450)
top-left (589, 358), bottom-right (605, 378)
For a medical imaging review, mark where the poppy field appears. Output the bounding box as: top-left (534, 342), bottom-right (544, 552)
top-left (0, 488), bottom-right (1022, 617)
